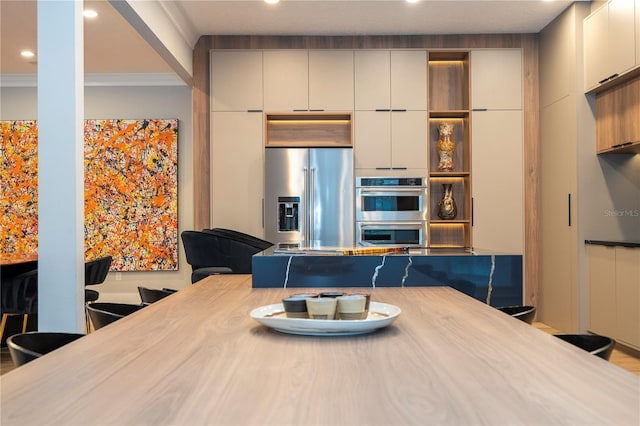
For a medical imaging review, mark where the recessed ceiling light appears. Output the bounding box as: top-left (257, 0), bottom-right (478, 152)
top-left (20, 50), bottom-right (35, 58)
top-left (406, 0), bottom-right (420, 3)
top-left (264, 0), bottom-right (280, 4)
top-left (83, 9), bottom-right (98, 18)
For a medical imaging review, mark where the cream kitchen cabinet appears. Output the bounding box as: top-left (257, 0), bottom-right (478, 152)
top-left (354, 50), bottom-right (427, 111)
top-left (354, 50), bottom-right (427, 172)
top-left (263, 50), bottom-right (354, 112)
top-left (587, 243), bottom-right (640, 350)
top-left (354, 110), bottom-right (427, 171)
top-left (308, 50), bottom-right (354, 111)
top-left (263, 50), bottom-right (308, 112)
top-left (211, 51), bottom-right (263, 112)
top-left (584, 0), bottom-right (636, 91)
top-left (211, 112), bottom-right (264, 238)
top-left (470, 49), bottom-right (524, 253)
top-left (471, 111), bottom-right (523, 253)
top-left (471, 49), bottom-right (522, 110)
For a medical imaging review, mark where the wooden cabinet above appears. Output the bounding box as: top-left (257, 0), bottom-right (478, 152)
top-left (596, 77), bottom-right (640, 154)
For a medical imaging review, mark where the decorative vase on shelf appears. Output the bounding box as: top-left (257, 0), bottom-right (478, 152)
top-left (437, 122), bottom-right (455, 172)
top-left (437, 184), bottom-right (458, 220)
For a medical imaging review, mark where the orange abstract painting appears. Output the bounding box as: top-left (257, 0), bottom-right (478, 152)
top-left (84, 119), bottom-right (178, 271)
top-left (0, 120), bottom-right (39, 257)
top-left (0, 119), bottom-right (179, 271)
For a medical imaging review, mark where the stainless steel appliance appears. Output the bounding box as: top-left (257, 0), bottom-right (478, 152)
top-left (355, 176), bottom-right (428, 247)
top-left (265, 148), bottom-right (354, 248)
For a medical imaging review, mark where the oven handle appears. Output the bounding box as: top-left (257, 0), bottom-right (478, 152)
top-left (357, 189), bottom-right (427, 195)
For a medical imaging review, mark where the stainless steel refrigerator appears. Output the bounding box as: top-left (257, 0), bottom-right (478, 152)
top-left (265, 148), bottom-right (354, 248)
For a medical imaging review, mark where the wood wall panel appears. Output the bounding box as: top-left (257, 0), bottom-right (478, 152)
top-left (191, 34), bottom-right (539, 305)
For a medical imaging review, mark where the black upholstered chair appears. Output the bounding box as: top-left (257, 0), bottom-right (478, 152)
top-left (554, 334), bottom-right (616, 361)
top-left (84, 256), bottom-right (113, 332)
top-left (138, 286), bottom-right (176, 305)
top-left (1, 270), bottom-right (38, 340)
top-left (181, 229), bottom-right (273, 283)
top-left (202, 228), bottom-right (274, 272)
top-left (496, 305), bottom-right (536, 325)
top-left (86, 302), bottom-right (145, 330)
top-left (7, 332), bottom-right (84, 367)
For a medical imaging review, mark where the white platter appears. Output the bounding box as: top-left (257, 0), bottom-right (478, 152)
top-left (250, 301), bottom-right (401, 336)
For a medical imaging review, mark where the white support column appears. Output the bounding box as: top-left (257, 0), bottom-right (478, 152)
top-left (37, 0), bottom-right (84, 332)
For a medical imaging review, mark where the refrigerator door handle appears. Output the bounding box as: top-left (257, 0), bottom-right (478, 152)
top-left (309, 167), bottom-right (315, 242)
top-left (303, 167), bottom-right (309, 244)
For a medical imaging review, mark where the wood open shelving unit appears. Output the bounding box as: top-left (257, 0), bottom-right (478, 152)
top-left (427, 51), bottom-right (472, 248)
top-left (264, 112), bottom-right (353, 147)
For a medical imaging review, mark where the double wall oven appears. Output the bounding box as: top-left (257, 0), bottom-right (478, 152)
top-left (355, 177), bottom-right (428, 247)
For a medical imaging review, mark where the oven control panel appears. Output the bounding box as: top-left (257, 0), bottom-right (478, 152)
top-left (357, 177), bottom-right (424, 187)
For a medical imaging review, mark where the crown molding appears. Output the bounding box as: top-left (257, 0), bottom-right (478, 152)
top-left (0, 73), bottom-right (186, 88)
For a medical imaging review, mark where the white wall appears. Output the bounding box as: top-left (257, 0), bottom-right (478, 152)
top-left (1, 84), bottom-right (194, 303)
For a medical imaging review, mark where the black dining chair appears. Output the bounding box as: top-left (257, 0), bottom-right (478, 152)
top-left (84, 256), bottom-right (113, 332)
top-left (1, 270), bottom-right (38, 341)
top-left (138, 286), bottom-right (176, 305)
top-left (7, 332), bottom-right (84, 367)
top-left (180, 231), bottom-right (235, 283)
top-left (86, 302), bottom-right (145, 330)
top-left (496, 305), bottom-right (536, 325)
top-left (554, 334), bottom-right (616, 361)
top-left (181, 229), bottom-right (273, 283)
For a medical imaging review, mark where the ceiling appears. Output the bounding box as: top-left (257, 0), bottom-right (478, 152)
top-left (1, 0), bottom-right (580, 76)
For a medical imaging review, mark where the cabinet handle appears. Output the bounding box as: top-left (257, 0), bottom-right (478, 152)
top-left (247, 109), bottom-right (263, 113)
top-left (391, 167), bottom-right (407, 170)
top-left (375, 167), bottom-right (391, 170)
top-left (309, 109), bottom-right (325, 112)
top-left (472, 108), bottom-right (488, 112)
top-left (471, 197), bottom-right (474, 226)
top-left (598, 73), bottom-right (620, 84)
top-left (375, 109), bottom-right (391, 112)
top-left (293, 109), bottom-right (307, 112)
top-left (568, 193), bottom-right (572, 227)
top-left (391, 109), bottom-right (407, 112)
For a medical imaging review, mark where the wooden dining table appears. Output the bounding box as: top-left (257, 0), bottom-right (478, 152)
top-left (1, 274), bottom-right (638, 425)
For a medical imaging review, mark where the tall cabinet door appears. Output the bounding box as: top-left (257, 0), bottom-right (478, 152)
top-left (470, 49), bottom-right (523, 253)
top-left (471, 111), bottom-right (523, 253)
top-left (211, 112), bottom-right (264, 237)
top-left (540, 96), bottom-right (578, 333)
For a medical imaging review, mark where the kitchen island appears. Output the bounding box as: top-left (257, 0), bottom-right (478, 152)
top-left (253, 246), bottom-right (523, 307)
top-left (1, 274), bottom-right (637, 425)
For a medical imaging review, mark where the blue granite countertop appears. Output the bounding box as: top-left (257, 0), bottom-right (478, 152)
top-left (252, 246), bottom-right (523, 307)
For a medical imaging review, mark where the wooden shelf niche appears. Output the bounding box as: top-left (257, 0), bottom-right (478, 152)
top-left (265, 113), bottom-right (352, 147)
top-left (427, 51), bottom-right (472, 249)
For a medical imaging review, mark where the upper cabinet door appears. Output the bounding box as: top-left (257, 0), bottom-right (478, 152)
top-left (211, 51), bottom-right (263, 112)
top-left (263, 50), bottom-right (309, 111)
top-left (391, 50), bottom-right (427, 111)
top-left (608, 0), bottom-right (636, 78)
top-left (471, 49), bottom-right (522, 110)
top-left (584, 0), bottom-right (636, 91)
top-left (354, 50), bottom-right (391, 110)
top-left (309, 50), bottom-right (354, 111)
